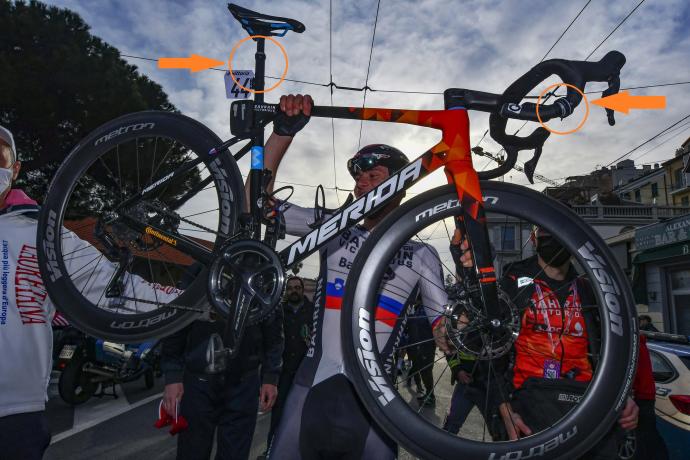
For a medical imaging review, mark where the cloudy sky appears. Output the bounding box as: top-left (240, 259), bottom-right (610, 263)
top-left (46, 0), bottom-right (690, 276)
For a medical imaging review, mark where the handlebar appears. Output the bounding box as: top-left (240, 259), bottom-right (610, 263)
top-left (488, 50), bottom-right (625, 153)
top-left (456, 50), bottom-right (625, 180)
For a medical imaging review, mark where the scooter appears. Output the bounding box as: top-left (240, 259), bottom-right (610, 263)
top-left (55, 327), bottom-right (160, 405)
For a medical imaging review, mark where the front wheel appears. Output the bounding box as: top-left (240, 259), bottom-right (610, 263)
top-left (341, 182), bottom-right (637, 460)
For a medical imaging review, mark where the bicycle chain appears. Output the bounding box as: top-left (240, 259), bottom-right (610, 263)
top-left (142, 200), bottom-right (221, 238)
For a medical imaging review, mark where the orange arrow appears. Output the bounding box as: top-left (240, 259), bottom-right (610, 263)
top-left (591, 90), bottom-right (666, 114)
top-left (158, 54), bottom-right (225, 73)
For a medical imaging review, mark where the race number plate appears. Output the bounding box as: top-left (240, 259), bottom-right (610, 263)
top-left (59, 345), bottom-right (77, 360)
top-left (225, 70), bottom-right (254, 99)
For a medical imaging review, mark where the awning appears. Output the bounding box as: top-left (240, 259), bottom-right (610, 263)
top-left (632, 241), bottom-right (690, 265)
top-left (631, 241), bottom-right (690, 304)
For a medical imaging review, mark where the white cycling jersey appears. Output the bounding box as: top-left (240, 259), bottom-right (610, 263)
top-left (279, 201), bottom-right (448, 388)
top-left (0, 189), bottom-right (182, 418)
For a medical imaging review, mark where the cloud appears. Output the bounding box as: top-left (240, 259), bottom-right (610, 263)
top-left (44, 0), bottom-right (690, 277)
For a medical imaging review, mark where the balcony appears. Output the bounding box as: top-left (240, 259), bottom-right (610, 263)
top-left (571, 205), bottom-right (690, 220)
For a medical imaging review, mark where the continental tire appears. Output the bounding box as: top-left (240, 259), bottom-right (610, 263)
top-left (341, 182), bottom-right (637, 460)
top-left (37, 111), bottom-right (243, 342)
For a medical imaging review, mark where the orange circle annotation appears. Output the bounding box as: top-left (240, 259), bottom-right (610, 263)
top-left (228, 35), bottom-right (288, 94)
top-left (536, 83), bottom-right (589, 135)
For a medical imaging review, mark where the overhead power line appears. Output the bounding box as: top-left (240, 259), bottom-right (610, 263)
top-left (605, 113), bottom-right (690, 167)
top-left (328, 0), bottom-right (340, 205)
top-left (119, 53), bottom-right (690, 98)
top-left (357, 0), bottom-right (382, 151)
top-left (539, 0), bottom-right (593, 62)
top-left (584, 0), bottom-right (646, 61)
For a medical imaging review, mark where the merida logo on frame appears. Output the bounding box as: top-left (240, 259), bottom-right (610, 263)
top-left (285, 158), bottom-right (423, 265)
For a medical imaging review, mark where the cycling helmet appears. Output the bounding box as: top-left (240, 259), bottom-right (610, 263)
top-left (347, 144), bottom-right (409, 178)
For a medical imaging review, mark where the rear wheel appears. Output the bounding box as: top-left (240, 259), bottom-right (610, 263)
top-left (37, 111), bottom-right (244, 342)
top-left (58, 357), bottom-right (97, 405)
top-left (342, 182), bottom-right (637, 459)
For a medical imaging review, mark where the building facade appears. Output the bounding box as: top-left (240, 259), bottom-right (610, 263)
top-left (664, 137), bottom-right (690, 207)
top-left (632, 214), bottom-right (690, 335)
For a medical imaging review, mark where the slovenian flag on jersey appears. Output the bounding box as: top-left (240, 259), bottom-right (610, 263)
top-left (325, 278), bottom-right (403, 327)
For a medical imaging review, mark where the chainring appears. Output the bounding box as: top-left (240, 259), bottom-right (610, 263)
top-left (207, 239), bottom-right (286, 326)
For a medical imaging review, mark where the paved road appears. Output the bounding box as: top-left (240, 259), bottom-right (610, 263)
top-left (44, 355), bottom-right (486, 459)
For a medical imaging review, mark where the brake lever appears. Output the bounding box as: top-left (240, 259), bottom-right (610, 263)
top-left (523, 145), bottom-right (543, 185)
top-left (602, 74), bottom-right (621, 126)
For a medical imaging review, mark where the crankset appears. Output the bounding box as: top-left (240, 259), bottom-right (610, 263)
top-left (207, 239), bottom-right (285, 356)
top-left (443, 287), bottom-right (520, 360)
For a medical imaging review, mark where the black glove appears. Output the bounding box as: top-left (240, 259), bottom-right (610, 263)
top-left (273, 111), bottom-right (310, 137)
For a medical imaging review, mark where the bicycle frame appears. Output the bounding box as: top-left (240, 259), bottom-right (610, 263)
top-left (116, 36), bottom-right (503, 321)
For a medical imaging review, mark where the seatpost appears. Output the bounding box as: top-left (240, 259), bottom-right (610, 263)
top-left (249, 37), bottom-right (267, 238)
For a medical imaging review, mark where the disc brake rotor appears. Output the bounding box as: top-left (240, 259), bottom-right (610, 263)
top-left (444, 288), bottom-right (520, 360)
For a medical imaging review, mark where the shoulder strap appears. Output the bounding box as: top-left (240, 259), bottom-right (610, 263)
top-left (576, 277), bottom-right (601, 371)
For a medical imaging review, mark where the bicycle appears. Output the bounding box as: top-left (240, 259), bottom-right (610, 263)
top-left (37, 3), bottom-right (638, 459)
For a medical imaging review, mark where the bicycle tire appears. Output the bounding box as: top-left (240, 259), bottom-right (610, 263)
top-left (58, 357), bottom-right (97, 405)
top-left (341, 181), bottom-right (638, 460)
top-left (37, 111), bottom-right (244, 342)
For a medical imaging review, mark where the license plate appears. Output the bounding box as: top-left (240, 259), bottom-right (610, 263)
top-left (59, 345), bottom-right (76, 359)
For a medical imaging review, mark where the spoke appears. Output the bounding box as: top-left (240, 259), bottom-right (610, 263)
top-left (402, 352), bottom-right (447, 384)
top-left (145, 242), bottom-right (160, 305)
top-left (149, 137), bottom-right (159, 185)
top-left (61, 221), bottom-right (100, 237)
top-left (78, 254), bottom-right (104, 296)
top-left (69, 252), bottom-right (105, 281)
top-left (117, 144), bottom-right (124, 202)
top-left (417, 356), bottom-right (450, 414)
top-left (152, 247), bottom-right (182, 288)
top-left (393, 336), bottom-right (439, 351)
top-left (150, 140), bottom-right (178, 184)
top-left (414, 231), bottom-right (458, 283)
top-left (180, 208), bottom-right (220, 219)
top-left (127, 256), bottom-right (140, 313)
top-left (98, 157), bottom-right (122, 191)
top-left (62, 244), bottom-right (101, 259)
top-left (136, 137), bottom-right (141, 193)
top-left (443, 219), bottom-right (461, 283)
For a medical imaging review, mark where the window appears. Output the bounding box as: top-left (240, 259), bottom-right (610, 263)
top-left (634, 189), bottom-right (641, 202)
top-left (682, 196), bottom-right (689, 207)
top-left (492, 225), bottom-right (516, 251)
top-left (670, 269), bottom-right (690, 336)
top-left (651, 183), bottom-right (658, 198)
top-left (675, 168), bottom-right (685, 189)
top-left (649, 351), bottom-right (676, 383)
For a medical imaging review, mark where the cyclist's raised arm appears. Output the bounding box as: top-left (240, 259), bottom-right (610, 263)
top-left (243, 94), bottom-right (313, 210)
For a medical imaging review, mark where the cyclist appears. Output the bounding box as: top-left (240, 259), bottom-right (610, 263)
top-left (453, 226), bottom-right (638, 458)
top-left (0, 125), bottom-right (182, 459)
top-left (257, 94), bottom-right (449, 460)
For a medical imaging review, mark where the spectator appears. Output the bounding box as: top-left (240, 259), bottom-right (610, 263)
top-left (406, 301), bottom-right (438, 406)
top-left (262, 276), bottom-right (314, 457)
top-left (639, 315), bottom-right (659, 332)
top-left (632, 333), bottom-right (669, 459)
top-left (0, 125), bottom-right (179, 460)
top-left (161, 299), bottom-right (283, 460)
top-left (443, 350), bottom-right (477, 434)
top-left (452, 226), bottom-right (638, 459)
